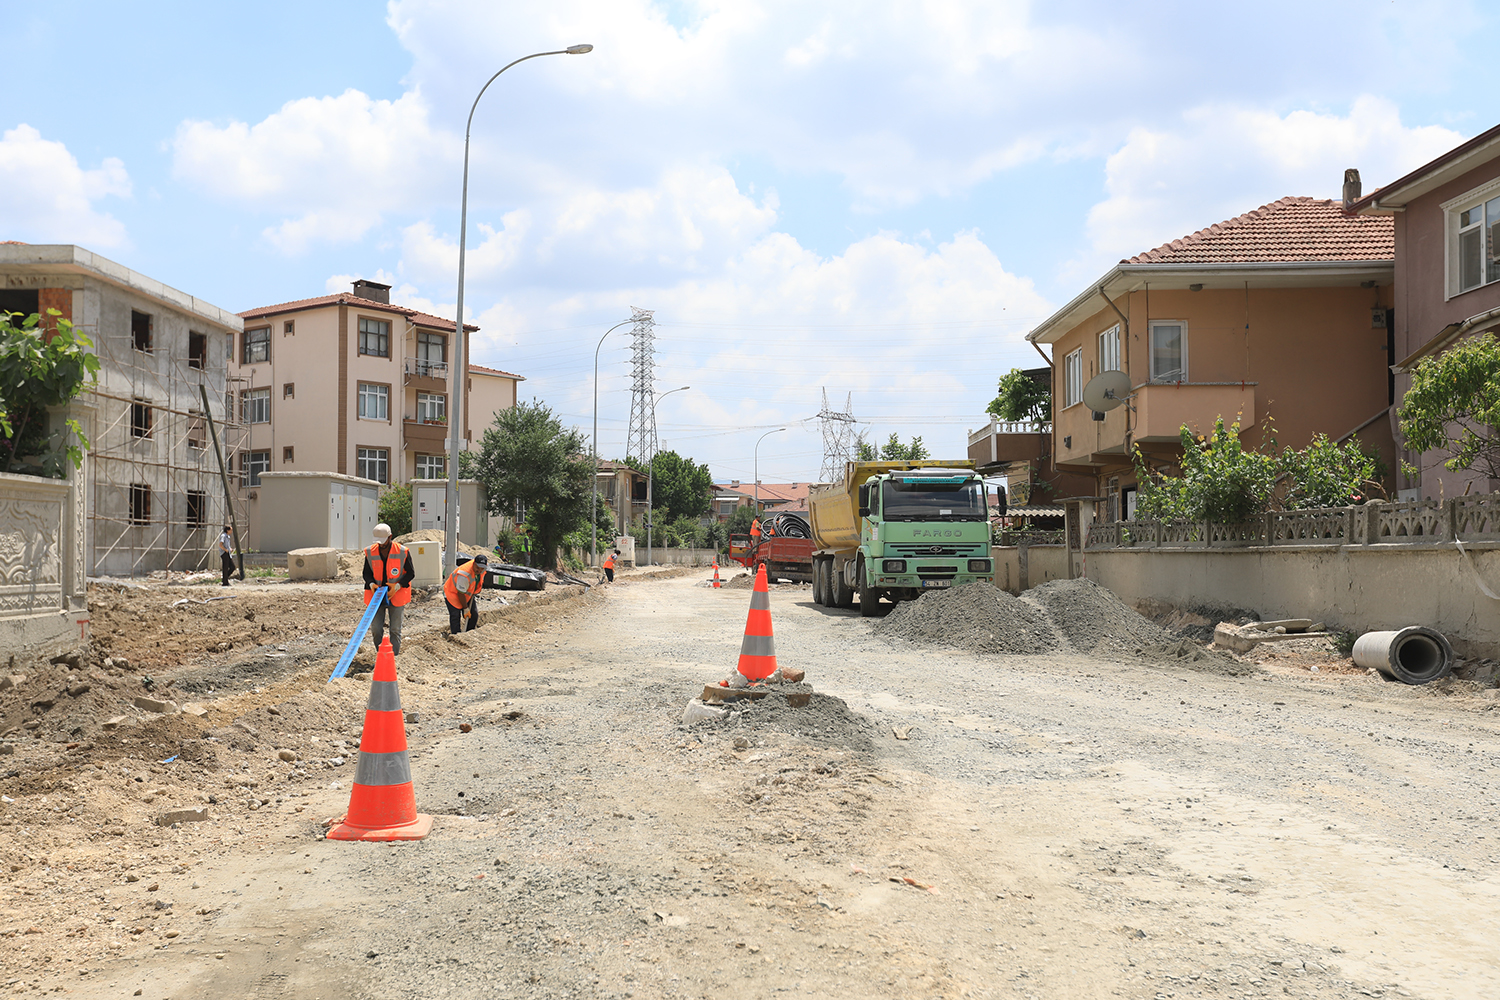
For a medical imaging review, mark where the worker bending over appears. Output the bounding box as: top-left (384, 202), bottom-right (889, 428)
top-left (363, 523), bottom-right (415, 654)
top-left (444, 552), bottom-right (489, 634)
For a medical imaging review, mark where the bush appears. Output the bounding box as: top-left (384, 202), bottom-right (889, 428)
top-left (1398, 334), bottom-right (1500, 480)
top-left (1135, 417), bottom-right (1275, 523)
top-left (378, 483), bottom-right (412, 537)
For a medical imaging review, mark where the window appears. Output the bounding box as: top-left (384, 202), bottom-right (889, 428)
top-left (131, 311), bottom-right (152, 352)
top-left (187, 410), bottom-right (206, 449)
top-left (415, 331), bottom-right (447, 376)
top-left (186, 490), bottom-right (207, 527)
top-left (283, 383), bottom-right (295, 399)
top-left (242, 450), bottom-right (271, 487)
top-left (129, 483), bottom-right (151, 524)
top-left (283, 320), bottom-right (295, 336)
top-left (1149, 322), bottom-right (1186, 381)
top-left (417, 392), bottom-right (446, 423)
top-left (131, 398), bottom-right (153, 438)
top-left (188, 331), bottom-right (206, 370)
top-left (1098, 324), bottom-right (1120, 373)
top-left (359, 317), bottom-right (390, 358)
top-left (415, 454), bottom-right (445, 479)
top-left (358, 447), bottom-right (389, 484)
top-left (1064, 348), bottom-right (1083, 408)
top-left (358, 383), bottom-right (389, 420)
top-left (283, 445), bottom-right (295, 464)
top-left (243, 326), bottom-right (270, 364)
top-left (242, 388), bottom-right (270, 424)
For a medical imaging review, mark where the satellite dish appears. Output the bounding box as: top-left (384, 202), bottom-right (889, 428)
top-left (1082, 370), bottom-right (1133, 413)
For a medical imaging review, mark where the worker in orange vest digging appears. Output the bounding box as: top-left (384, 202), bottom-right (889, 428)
top-left (603, 548), bottom-right (619, 583)
top-left (363, 523), bottom-right (415, 655)
top-left (443, 552), bottom-right (489, 634)
top-left (750, 517), bottom-right (761, 542)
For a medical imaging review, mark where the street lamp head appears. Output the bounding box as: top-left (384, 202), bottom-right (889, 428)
top-left (566, 44), bottom-right (594, 54)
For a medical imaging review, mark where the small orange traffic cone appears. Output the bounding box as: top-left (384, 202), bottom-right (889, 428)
top-left (736, 563), bottom-right (778, 682)
top-left (327, 638), bottom-right (432, 842)
top-left (712, 561), bottom-right (721, 588)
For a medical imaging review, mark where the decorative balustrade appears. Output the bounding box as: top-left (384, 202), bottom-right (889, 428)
top-left (1075, 494), bottom-right (1500, 549)
top-left (997, 529), bottom-right (1065, 546)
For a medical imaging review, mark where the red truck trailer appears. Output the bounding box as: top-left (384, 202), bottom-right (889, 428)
top-left (728, 534), bottom-right (815, 583)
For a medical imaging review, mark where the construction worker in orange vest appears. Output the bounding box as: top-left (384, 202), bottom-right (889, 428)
top-left (363, 523), bottom-right (415, 655)
top-left (444, 552), bottom-right (489, 634)
top-left (603, 548), bottom-right (619, 583)
top-left (750, 517), bottom-right (762, 541)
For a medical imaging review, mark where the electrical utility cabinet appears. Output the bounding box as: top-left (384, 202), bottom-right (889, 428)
top-left (412, 480), bottom-right (489, 547)
top-left (255, 472), bottom-right (380, 552)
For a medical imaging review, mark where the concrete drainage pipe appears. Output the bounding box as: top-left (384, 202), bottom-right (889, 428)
top-left (1352, 627), bottom-right (1454, 685)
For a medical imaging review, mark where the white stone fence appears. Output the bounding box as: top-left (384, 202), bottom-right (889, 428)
top-left (0, 467), bottom-right (88, 652)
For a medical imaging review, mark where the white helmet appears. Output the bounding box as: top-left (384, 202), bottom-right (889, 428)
top-left (373, 523), bottom-right (392, 541)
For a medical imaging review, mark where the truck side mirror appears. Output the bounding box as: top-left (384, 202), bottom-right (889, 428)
top-left (857, 484), bottom-right (870, 518)
top-left (995, 484), bottom-right (1008, 517)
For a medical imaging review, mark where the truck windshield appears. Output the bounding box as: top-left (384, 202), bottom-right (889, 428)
top-left (881, 480), bottom-right (986, 521)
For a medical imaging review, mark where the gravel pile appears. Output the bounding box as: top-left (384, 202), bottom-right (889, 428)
top-left (1024, 578), bottom-right (1171, 657)
top-left (728, 691), bottom-right (875, 752)
top-left (874, 583), bottom-right (1060, 654)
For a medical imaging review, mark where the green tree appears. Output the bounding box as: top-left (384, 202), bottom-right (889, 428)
top-left (471, 401), bottom-right (594, 571)
top-left (855, 434), bottom-right (876, 461)
top-left (880, 433), bottom-right (929, 461)
top-left (1278, 434), bottom-right (1379, 509)
top-left (1134, 418), bottom-right (1275, 523)
top-left (727, 504), bottom-right (758, 535)
top-left (987, 368), bottom-right (1051, 425)
top-left (1, 310), bottom-right (99, 477)
top-left (645, 449), bottom-right (713, 521)
top-left (378, 483), bottom-right (413, 536)
top-left (1397, 334), bottom-right (1500, 479)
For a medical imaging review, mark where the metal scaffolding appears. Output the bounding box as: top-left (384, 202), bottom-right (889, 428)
top-left (82, 327), bottom-right (247, 577)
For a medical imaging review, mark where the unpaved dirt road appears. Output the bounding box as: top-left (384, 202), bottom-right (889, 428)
top-left (4, 570), bottom-right (1499, 999)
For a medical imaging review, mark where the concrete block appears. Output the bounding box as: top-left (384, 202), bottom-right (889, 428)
top-left (101, 716), bottom-right (128, 730)
top-left (180, 703), bottom-right (208, 718)
top-left (156, 807), bottom-right (208, 826)
top-left (132, 696), bottom-right (178, 714)
top-left (288, 547), bottom-right (339, 581)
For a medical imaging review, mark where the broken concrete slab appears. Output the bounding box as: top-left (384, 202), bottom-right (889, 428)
top-left (1213, 622), bottom-right (1330, 652)
top-left (156, 807), bottom-right (208, 826)
top-left (132, 696), bottom-right (178, 714)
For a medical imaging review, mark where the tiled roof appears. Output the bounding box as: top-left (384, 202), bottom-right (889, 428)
top-left (0, 240), bottom-right (28, 245)
top-left (239, 293), bottom-right (478, 332)
top-left (1123, 197), bottom-right (1393, 265)
top-left (468, 363), bottom-right (524, 381)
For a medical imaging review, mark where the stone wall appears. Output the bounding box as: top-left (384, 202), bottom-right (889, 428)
top-left (0, 455), bottom-right (89, 652)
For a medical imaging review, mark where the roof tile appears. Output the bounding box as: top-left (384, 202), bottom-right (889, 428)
top-left (1123, 197), bottom-right (1393, 265)
top-left (239, 292), bottom-right (478, 332)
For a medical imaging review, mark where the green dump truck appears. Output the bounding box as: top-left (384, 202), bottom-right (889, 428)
top-left (807, 460), bottom-right (995, 616)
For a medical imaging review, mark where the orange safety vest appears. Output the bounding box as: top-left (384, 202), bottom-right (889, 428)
top-left (364, 542), bottom-right (411, 607)
top-left (444, 560), bottom-right (484, 608)
top-left (603, 553), bottom-right (615, 570)
top-left (750, 519), bottom-right (761, 538)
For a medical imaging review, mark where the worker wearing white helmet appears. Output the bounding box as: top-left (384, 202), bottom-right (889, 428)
top-left (363, 523), bottom-right (415, 654)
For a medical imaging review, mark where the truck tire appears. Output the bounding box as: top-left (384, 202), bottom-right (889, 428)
top-left (857, 560), bottom-right (879, 617)
top-left (831, 563), bottom-right (852, 608)
top-left (812, 559), bottom-right (827, 606)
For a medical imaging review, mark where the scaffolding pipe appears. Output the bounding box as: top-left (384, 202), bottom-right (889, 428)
top-left (200, 383), bottom-right (245, 581)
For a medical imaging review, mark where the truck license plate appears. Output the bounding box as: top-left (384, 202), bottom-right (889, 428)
top-left (922, 579), bottom-right (952, 588)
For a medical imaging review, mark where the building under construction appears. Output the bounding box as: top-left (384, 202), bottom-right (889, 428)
top-left (0, 244), bottom-right (246, 577)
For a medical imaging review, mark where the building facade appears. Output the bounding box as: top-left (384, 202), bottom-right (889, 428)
top-left (1026, 198), bottom-right (1396, 520)
top-left (0, 244), bottom-right (243, 577)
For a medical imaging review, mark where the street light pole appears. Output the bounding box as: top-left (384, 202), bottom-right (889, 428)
top-left (754, 427), bottom-right (787, 515)
top-left (646, 385), bottom-right (690, 566)
top-left (445, 43), bottom-right (593, 577)
top-left (591, 318), bottom-right (634, 568)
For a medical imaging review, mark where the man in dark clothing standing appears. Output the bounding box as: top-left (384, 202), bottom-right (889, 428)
top-left (217, 526), bottom-right (235, 587)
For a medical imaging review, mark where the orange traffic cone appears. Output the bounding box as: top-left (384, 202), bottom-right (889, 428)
top-left (736, 563), bottom-right (778, 682)
top-left (712, 562), bottom-right (721, 588)
top-left (327, 638), bottom-right (432, 842)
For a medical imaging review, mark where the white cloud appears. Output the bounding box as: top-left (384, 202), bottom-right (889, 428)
top-left (1074, 96), bottom-right (1466, 278)
top-left (171, 89), bottom-right (455, 253)
top-left (0, 125), bottom-right (131, 247)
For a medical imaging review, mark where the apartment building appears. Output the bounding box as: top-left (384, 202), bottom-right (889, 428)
top-left (232, 280), bottom-right (521, 496)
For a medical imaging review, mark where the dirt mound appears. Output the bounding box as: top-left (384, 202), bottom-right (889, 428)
top-left (725, 573), bottom-right (755, 590)
top-left (392, 529), bottom-right (488, 559)
top-left (1024, 578), bottom-right (1170, 657)
top-left (875, 583), bottom-right (1059, 654)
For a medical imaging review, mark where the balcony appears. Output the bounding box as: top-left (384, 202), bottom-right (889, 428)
top-left (402, 415), bottom-right (449, 449)
top-left (967, 419), bottom-right (1052, 472)
top-left (404, 356), bottom-right (449, 391)
top-left (1054, 381), bottom-right (1257, 470)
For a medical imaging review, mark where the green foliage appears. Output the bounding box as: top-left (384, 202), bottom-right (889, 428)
top-left (1397, 335), bottom-right (1500, 479)
top-left (457, 448), bottom-right (479, 479)
top-left (879, 433), bottom-right (929, 461)
top-left (1, 310), bottom-right (100, 477)
top-left (1136, 418), bottom-right (1382, 523)
top-left (1279, 434), bottom-right (1379, 509)
top-left (645, 450), bottom-right (714, 521)
top-left (703, 520), bottom-right (729, 552)
top-left (987, 368), bottom-right (1051, 425)
top-left (471, 400), bottom-right (593, 571)
top-left (726, 504), bottom-right (758, 535)
top-left (377, 483), bottom-right (413, 537)
top-left (854, 434), bottom-right (876, 462)
top-left (1134, 418), bottom-right (1275, 523)
top-left (1331, 629), bottom-right (1357, 657)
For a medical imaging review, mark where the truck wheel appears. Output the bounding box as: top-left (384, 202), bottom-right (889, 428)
top-left (858, 561), bottom-right (879, 617)
top-left (812, 560), bottom-right (827, 606)
top-left (831, 564), bottom-right (852, 608)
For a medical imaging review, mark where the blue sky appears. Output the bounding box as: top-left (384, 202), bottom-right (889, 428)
top-left (3, 0), bottom-right (1495, 484)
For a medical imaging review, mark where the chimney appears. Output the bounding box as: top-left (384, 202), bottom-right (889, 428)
top-left (352, 279), bottom-right (392, 304)
top-left (1342, 168), bottom-right (1362, 211)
